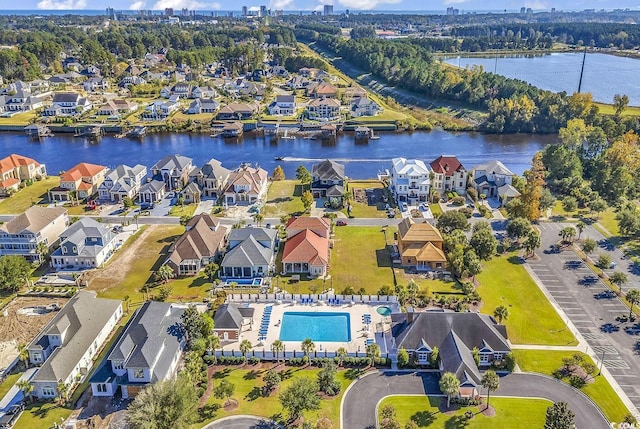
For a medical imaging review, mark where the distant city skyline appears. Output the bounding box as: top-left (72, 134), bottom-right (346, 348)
top-left (7, 0), bottom-right (640, 13)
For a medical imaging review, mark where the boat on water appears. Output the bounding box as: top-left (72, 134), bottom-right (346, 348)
top-left (274, 156), bottom-right (284, 161)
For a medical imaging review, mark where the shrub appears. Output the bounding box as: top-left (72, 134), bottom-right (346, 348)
top-left (451, 196), bottom-right (465, 206)
top-left (467, 187), bottom-right (478, 202)
top-left (248, 356), bottom-right (260, 365)
top-left (568, 375), bottom-right (586, 388)
top-left (478, 205), bottom-right (489, 217)
top-left (505, 353), bottom-right (516, 372)
top-left (459, 207), bottom-right (473, 218)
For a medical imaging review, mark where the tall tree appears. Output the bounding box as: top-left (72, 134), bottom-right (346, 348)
top-left (469, 228), bottom-right (498, 260)
top-left (279, 378), bottom-right (320, 422)
top-left (272, 165), bottom-right (285, 181)
top-left (301, 338), bottom-right (315, 358)
top-left (180, 304), bottom-right (213, 344)
top-left (204, 263), bottom-right (219, 281)
top-left (439, 372), bottom-right (460, 408)
top-left (301, 190), bottom-right (314, 213)
top-left (437, 210), bottom-right (470, 233)
top-left (481, 370), bottom-right (500, 411)
top-left (271, 339), bottom-right (285, 364)
top-left (213, 380), bottom-right (236, 407)
top-left (626, 289), bottom-right (640, 319)
top-left (523, 230), bottom-right (541, 256)
top-left (317, 361), bottom-right (341, 396)
top-left (16, 380), bottom-right (33, 403)
top-left (613, 94), bottom-right (630, 117)
top-left (155, 264), bottom-right (175, 284)
top-left (493, 305), bottom-right (509, 325)
top-left (544, 401), bottom-right (575, 429)
top-left (366, 343), bottom-right (381, 367)
top-left (295, 165), bottom-right (311, 187)
top-left (0, 255), bottom-right (30, 293)
top-left (239, 339), bottom-right (253, 360)
top-left (17, 343), bottom-right (29, 369)
top-left (520, 152), bottom-right (546, 221)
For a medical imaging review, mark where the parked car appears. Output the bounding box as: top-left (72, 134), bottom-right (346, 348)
top-left (336, 220), bottom-right (347, 226)
top-left (140, 202), bottom-right (154, 210)
top-left (387, 209), bottom-right (396, 218)
top-left (0, 404), bottom-right (25, 429)
top-left (401, 202), bottom-right (408, 212)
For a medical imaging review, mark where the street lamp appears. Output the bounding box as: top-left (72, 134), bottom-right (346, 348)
top-left (598, 350), bottom-right (606, 376)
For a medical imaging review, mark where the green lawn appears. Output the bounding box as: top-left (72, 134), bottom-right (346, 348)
top-left (262, 180), bottom-right (305, 217)
top-left (330, 227), bottom-right (395, 294)
top-left (594, 102), bottom-right (640, 117)
top-left (429, 204), bottom-right (443, 217)
top-left (344, 181), bottom-right (395, 219)
top-left (0, 177), bottom-right (58, 214)
top-left (476, 254), bottom-right (576, 346)
top-left (597, 208), bottom-right (620, 236)
top-left (0, 372), bottom-right (23, 399)
top-left (378, 396), bottom-right (550, 428)
top-left (513, 350), bottom-right (630, 423)
top-left (0, 111), bottom-right (37, 125)
top-left (168, 203), bottom-right (198, 217)
top-left (13, 402), bottom-right (73, 429)
top-left (196, 366), bottom-right (352, 428)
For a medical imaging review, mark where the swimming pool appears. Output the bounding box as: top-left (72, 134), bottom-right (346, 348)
top-left (377, 306), bottom-right (392, 316)
top-left (279, 312), bottom-right (351, 342)
top-left (223, 278), bottom-right (263, 286)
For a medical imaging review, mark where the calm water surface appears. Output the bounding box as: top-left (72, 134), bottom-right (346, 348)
top-left (0, 130), bottom-right (555, 179)
top-left (443, 52), bottom-right (640, 106)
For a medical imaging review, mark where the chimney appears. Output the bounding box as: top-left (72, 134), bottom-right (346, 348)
top-left (406, 307), bottom-right (415, 324)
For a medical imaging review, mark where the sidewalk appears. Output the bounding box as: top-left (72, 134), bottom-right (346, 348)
top-left (0, 368), bottom-right (37, 411)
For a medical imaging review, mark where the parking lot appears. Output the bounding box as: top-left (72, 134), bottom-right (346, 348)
top-left (534, 222), bottom-right (640, 412)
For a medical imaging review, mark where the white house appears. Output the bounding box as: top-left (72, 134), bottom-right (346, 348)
top-left (430, 155), bottom-right (467, 196)
top-left (97, 164), bottom-right (147, 202)
top-left (43, 92), bottom-right (91, 117)
top-left (222, 165), bottom-right (268, 205)
top-left (141, 96), bottom-right (179, 120)
top-left (391, 158), bottom-right (431, 204)
top-left (50, 218), bottom-right (118, 270)
top-left (28, 291), bottom-right (122, 399)
top-left (267, 94), bottom-right (295, 116)
top-left (472, 160), bottom-right (520, 204)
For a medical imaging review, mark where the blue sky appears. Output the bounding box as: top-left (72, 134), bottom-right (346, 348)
top-left (7, 0), bottom-right (640, 13)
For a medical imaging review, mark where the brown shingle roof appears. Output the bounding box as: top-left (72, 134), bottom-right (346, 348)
top-left (0, 206), bottom-right (67, 235)
top-left (167, 215), bottom-right (227, 267)
top-left (397, 218), bottom-right (443, 243)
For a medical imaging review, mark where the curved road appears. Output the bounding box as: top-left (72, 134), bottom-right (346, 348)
top-left (202, 415), bottom-right (281, 429)
top-left (341, 371), bottom-right (610, 429)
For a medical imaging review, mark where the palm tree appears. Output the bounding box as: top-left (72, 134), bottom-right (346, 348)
top-left (239, 339), bottom-right (253, 361)
top-left (493, 305), bottom-right (509, 325)
top-left (559, 227), bottom-right (576, 244)
top-left (626, 289), bottom-right (640, 319)
top-left (204, 263), bottom-right (219, 282)
top-left (336, 347), bottom-right (348, 367)
top-left (271, 339), bottom-right (284, 364)
top-left (16, 380), bottom-right (33, 403)
top-left (155, 265), bottom-right (175, 284)
top-left (133, 214), bottom-right (139, 230)
top-left (524, 230), bottom-right (541, 257)
top-left (481, 370), bottom-right (500, 411)
top-left (207, 334), bottom-right (221, 364)
top-left (123, 295), bottom-right (131, 314)
top-left (301, 338), bottom-right (315, 359)
top-left (576, 221), bottom-right (585, 240)
top-left (366, 343), bottom-right (381, 367)
top-left (610, 272), bottom-right (628, 290)
top-left (439, 372), bottom-right (460, 408)
top-left (56, 382), bottom-right (68, 406)
top-left (35, 241), bottom-right (49, 263)
top-left (253, 213), bottom-right (264, 227)
top-left (17, 343), bottom-right (29, 369)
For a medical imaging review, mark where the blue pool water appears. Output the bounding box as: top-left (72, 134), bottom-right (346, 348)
top-left (224, 278), bottom-right (262, 286)
top-left (377, 306), bottom-right (392, 316)
top-left (279, 312), bottom-right (351, 342)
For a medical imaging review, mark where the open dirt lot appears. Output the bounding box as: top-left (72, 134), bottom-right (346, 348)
top-left (0, 296), bottom-right (69, 371)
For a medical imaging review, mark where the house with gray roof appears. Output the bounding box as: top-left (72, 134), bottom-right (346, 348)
top-left (50, 218), bottom-right (118, 271)
top-left (138, 179), bottom-right (167, 204)
top-left (28, 291), bottom-right (122, 399)
top-left (220, 227), bottom-right (277, 279)
top-left (213, 303), bottom-right (255, 343)
top-left (98, 164), bottom-right (147, 203)
top-left (0, 206), bottom-right (68, 263)
top-left (90, 301), bottom-right (185, 399)
top-left (472, 160), bottom-right (518, 203)
top-left (151, 154), bottom-right (193, 191)
top-left (43, 92), bottom-right (91, 117)
top-left (189, 158), bottom-right (230, 199)
top-left (390, 311), bottom-right (510, 397)
top-left (311, 159), bottom-right (345, 206)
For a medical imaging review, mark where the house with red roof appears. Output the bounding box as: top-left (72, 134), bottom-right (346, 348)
top-left (50, 162), bottom-right (107, 202)
top-left (282, 217), bottom-right (330, 276)
top-left (429, 155), bottom-right (467, 196)
top-left (0, 154), bottom-right (47, 196)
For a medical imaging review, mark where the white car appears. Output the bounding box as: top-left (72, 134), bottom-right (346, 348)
top-left (401, 202), bottom-right (408, 212)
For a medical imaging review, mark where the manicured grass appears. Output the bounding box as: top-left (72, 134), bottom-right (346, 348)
top-left (87, 225), bottom-right (185, 303)
top-left (598, 208), bottom-right (620, 236)
top-left (13, 402), bottom-right (73, 429)
top-left (172, 111), bottom-right (216, 122)
top-left (378, 396), bottom-right (550, 428)
top-left (165, 274), bottom-right (212, 302)
top-left (344, 181), bottom-right (394, 219)
top-left (168, 203), bottom-right (198, 217)
top-left (262, 180), bottom-right (305, 217)
top-left (330, 227), bottom-right (394, 294)
top-left (0, 111), bottom-right (37, 125)
top-left (0, 372), bottom-right (22, 399)
top-left (0, 177), bottom-right (58, 214)
top-left (512, 350), bottom-right (630, 423)
top-left (196, 366), bottom-right (352, 428)
top-left (549, 200), bottom-right (590, 219)
top-left (429, 204), bottom-right (443, 217)
top-left (594, 102), bottom-right (640, 117)
top-left (476, 253), bottom-right (576, 346)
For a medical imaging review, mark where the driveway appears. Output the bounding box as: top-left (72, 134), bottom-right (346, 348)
top-left (202, 415), bottom-right (281, 429)
top-left (341, 371), bottom-right (610, 429)
top-left (534, 222), bottom-right (640, 412)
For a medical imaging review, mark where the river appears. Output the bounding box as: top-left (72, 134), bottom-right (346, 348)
top-left (0, 130), bottom-right (555, 179)
top-left (443, 52), bottom-right (640, 106)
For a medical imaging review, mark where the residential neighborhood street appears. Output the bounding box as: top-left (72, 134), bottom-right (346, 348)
top-left (531, 222), bottom-right (640, 411)
top-left (341, 371), bottom-right (611, 429)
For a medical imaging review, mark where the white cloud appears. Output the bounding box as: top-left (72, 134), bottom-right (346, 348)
top-left (151, 0), bottom-right (221, 9)
top-left (36, 0), bottom-right (87, 9)
top-left (270, 0), bottom-right (294, 9)
top-left (129, 0), bottom-right (147, 9)
top-left (335, 0), bottom-right (400, 10)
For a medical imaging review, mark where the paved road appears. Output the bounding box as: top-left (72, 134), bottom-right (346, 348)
top-left (533, 222), bottom-right (640, 412)
top-left (341, 371), bottom-right (610, 429)
top-left (202, 415), bottom-right (281, 429)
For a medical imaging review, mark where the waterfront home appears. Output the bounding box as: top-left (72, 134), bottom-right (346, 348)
top-left (397, 217), bottom-right (446, 271)
top-left (187, 98), bottom-right (220, 114)
top-left (97, 99), bottom-right (138, 116)
top-left (213, 303), bottom-right (255, 343)
top-left (282, 228), bottom-right (329, 277)
top-left (0, 206), bottom-right (68, 263)
top-left (350, 97), bottom-right (381, 117)
top-left (82, 77), bottom-right (110, 92)
top-left (311, 159), bottom-right (345, 206)
top-left (220, 227), bottom-right (277, 278)
top-left (50, 162), bottom-right (107, 202)
top-left (391, 310), bottom-right (510, 398)
top-left (391, 157), bottom-right (431, 205)
top-left (306, 98), bottom-right (341, 121)
top-left (28, 291), bottom-right (123, 399)
top-left (43, 92), bottom-right (91, 117)
top-left (50, 217), bottom-right (118, 270)
top-left (151, 154), bottom-right (193, 191)
top-left (90, 301), bottom-right (185, 399)
top-left (0, 154), bottom-right (47, 196)
top-left (141, 96), bottom-right (179, 120)
top-left (343, 86), bottom-right (368, 100)
top-left (219, 121), bottom-right (244, 138)
top-left (189, 158), bottom-right (230, 199)
top-left (222, 165), bottom-right (268, 205)
top-left (472, 160), bottom-right (520, 205)
top-left (165, 214), bottom-right (228, 276)
top-left (97, 164), bottom-right (147, 203)
top-left (310, 83), bottom-right (338, 99)
top-left (0, 89), bottom-right (44, 112)
top-left (138, 180), bottom-right (167, 204)
top-left (216, 102), bottom-right (258, 120)
top-left (267, 95), bottom-right (296, 116)
top-left (429, 155), bottom-right (467, 196)
top-left (179, 182), bottom-right (201, 204)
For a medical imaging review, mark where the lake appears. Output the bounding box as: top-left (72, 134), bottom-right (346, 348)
top-left (0, 130), bottom-right (555, 179)
top-left (442, 52), bottom-right (640, 106)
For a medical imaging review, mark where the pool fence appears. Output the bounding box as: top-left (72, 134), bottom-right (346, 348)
top-left (225, 293), bottom-right (398, 304)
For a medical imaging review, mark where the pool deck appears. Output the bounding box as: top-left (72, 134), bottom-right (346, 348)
top-left (220, 302), bottom-right (400, 355)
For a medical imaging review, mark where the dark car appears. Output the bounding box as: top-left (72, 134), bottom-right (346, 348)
top-left (0, 404), bottom-right (25, 429)
top-left (140, 202), bottom-right (154, 210)
top-left (336, 220), bottom-right (347, 226)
